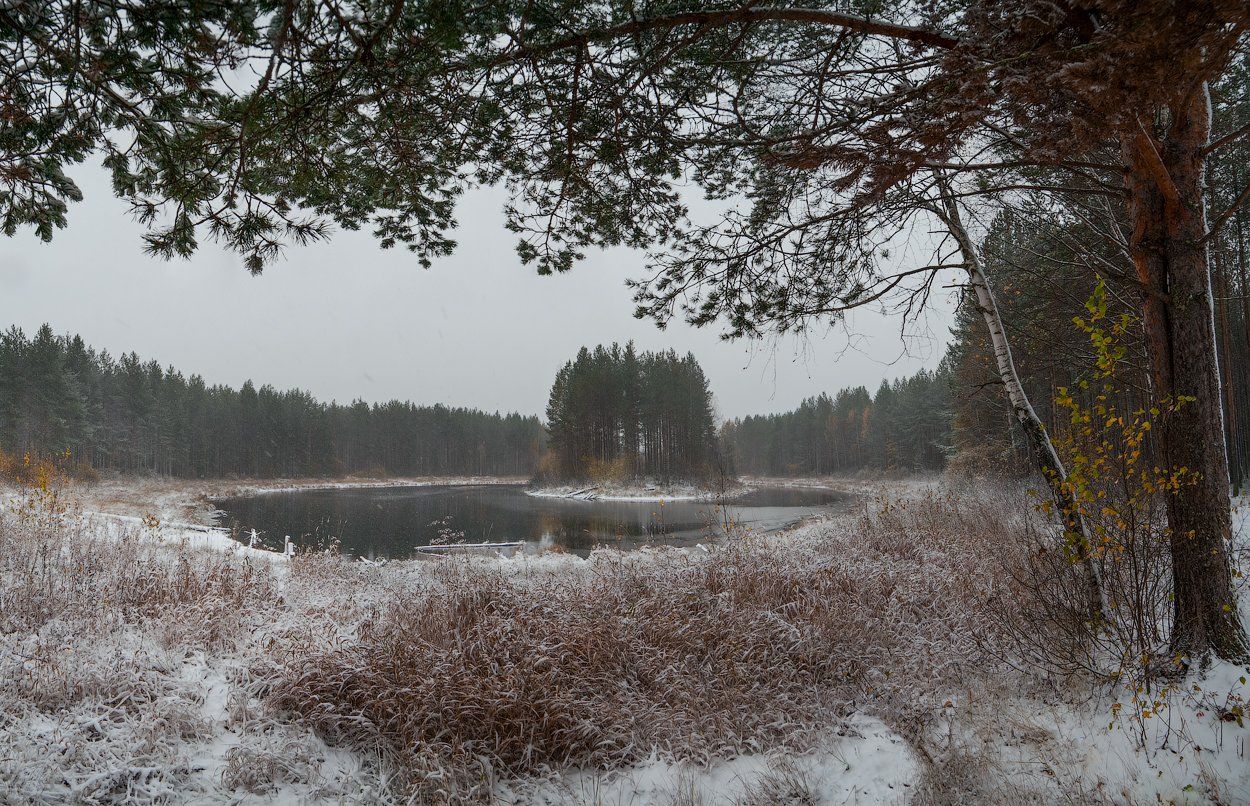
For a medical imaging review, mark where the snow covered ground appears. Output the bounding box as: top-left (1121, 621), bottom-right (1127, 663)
top-left (502, 714), bottom-right (922, 805)
top-left (525, 479), bottom-right (746, 502)
top-left (523, 473), bottom-right (933, 502)
top-left (0, 478), bottom-right (1246, 803)
top-left (58, 473), bottom-right (529, 526)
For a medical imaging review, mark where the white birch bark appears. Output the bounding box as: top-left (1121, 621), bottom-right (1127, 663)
top-left (933, 176), bottom-right (1110, 623)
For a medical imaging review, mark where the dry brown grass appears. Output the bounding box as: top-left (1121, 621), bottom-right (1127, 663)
top-left (263, 486), bottom-right (1019, 802)
top-left (0, 486), bottom-right (278, 648)
top-left (3, 476), bottom-right (1150, 804)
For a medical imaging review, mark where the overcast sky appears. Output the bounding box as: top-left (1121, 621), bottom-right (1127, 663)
top-left (0, 164), bottom-right (957, 420)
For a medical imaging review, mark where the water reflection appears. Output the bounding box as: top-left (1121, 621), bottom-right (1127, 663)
top-left (214, 484), bottom-right (849, 559)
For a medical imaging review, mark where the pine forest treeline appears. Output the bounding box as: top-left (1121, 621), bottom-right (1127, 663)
top-left (948, 197), bottom-right (1250, 490)
top-left (0, 325), bottom-right (543, 478)
top-left (543, 344), bottom-right (719, 481)
top-left (723, 365), bottom-right (954, 477)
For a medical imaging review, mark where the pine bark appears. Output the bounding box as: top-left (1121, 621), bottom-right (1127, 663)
top-left (1120, 85), bottom-right (1248, 662)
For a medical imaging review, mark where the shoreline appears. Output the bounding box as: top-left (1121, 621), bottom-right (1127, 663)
top-left (522, 474), bottom-right (944, 503)
top-left (15, 473), bottom-right (943, 561)
top-left (524, 481), bottom-right (747, 503)
top-left (221, 475), bottom-right (527, 496)
top-left (43, 472), bottom-right (939, 528)
top-left (45, 474), bottom-right (529, 527)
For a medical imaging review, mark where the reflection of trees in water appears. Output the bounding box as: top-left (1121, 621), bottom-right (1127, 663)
top-left (728, 488), bottom-right (842, 508)
top-left (644, 503), bottom-right (667, 537)
top-left (538, 511), bottom-right (626, 551)
top-left (222, 486), bottom-right (841, 558)
top-left (537, 509), bottom-right (670, 551)
top-left (536, 498), bottom-right (741, 551)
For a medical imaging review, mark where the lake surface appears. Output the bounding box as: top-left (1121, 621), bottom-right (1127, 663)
top-left (213, 484), bottom-right (850, 558)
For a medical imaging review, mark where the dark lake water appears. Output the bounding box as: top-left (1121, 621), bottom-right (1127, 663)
top-left (212, 484), bottom-right (850, 558)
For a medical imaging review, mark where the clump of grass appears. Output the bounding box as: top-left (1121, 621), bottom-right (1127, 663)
top-left (735, 757), bottom-right (819, 805)
top-left (221, 736), bottom-right (318, 794)
top-left (0, 482), bottom-right (285, 802)
top-left (270, 552), bottom-right (857, 800)
top-left (0, 485), bottom-right (279, 646)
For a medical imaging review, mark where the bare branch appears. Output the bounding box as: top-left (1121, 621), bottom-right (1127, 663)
top-left (1203, 174), bottom-right (1250, 243)
top-left (1204, 119), bottom-right (1250, 156)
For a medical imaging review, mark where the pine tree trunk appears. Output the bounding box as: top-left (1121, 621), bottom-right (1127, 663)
top-left (1120, 85), bottom-right (1248, 662)
top-left (936, 177), bottom-right (1108, 624)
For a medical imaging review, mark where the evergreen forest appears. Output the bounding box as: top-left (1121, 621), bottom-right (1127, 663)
top-left (0, 325), bottom-right (543, 478)
top-left (542, 344), bottom-right (719, 481)
top-left (723, 366), bottom-right (953, 477)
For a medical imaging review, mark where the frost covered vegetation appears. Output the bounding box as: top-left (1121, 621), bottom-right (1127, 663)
top-left (4, 0), bottom-right (1250, 800)
top-left (2, 477), bottom-right (1247, 803)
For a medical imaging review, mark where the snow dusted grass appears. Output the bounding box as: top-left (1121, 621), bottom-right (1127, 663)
top-left (264, 488), bottom-right (1012, 802)
top-left (0, 487), bottom-right (294, 802)
top-left (0, 478), bottom-right (1247, 803)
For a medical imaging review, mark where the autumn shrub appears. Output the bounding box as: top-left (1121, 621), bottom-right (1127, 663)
top-left (585, 455), bottom-right (632, 484)
top-left (1003, 283), bottom-right (1213, 696)
top-left (945, 442), bottom-right (1020, 480)
top-left (1039, 390), bottom-right (1181, 682)
top-left (532, 449), bottom-right (563, 482)
top-left (0, 448), bottom-right (98, 484)
top-left (0, 449), bottom-right (58, 486)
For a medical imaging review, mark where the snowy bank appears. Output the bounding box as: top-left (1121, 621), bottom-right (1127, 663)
top-left (36, 473), bottom-right (528, 527)
top-left (527, 479), bottom-right (749, 502)
top-left (502, 714), bottom-right (922, 804)
top-left (0, 479), bottom-right (1246, 803)
top-left (83, 510), bottom-right (280, 561)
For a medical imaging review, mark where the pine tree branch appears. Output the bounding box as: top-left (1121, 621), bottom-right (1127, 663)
top-left (1203, 119), bottom-right (1250, 156)
top-left (497, 6), bottom-right (959, 64)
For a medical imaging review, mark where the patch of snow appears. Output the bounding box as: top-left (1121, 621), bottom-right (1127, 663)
top-left (953, 660), bottom-right (1250, 804)
top-left (527, 479), bottom-right (748, 502)
top-left (502, 715), bottom-right (920, 804)
top-left (83, 511), bottom-right (282, 561)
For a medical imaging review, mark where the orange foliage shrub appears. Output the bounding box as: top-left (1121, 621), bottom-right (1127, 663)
top-left (0, 449), bottom-right (98, 485)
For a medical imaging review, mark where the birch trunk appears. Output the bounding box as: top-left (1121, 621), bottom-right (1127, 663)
top-left (935, 177), bottom-right (1109, 624)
